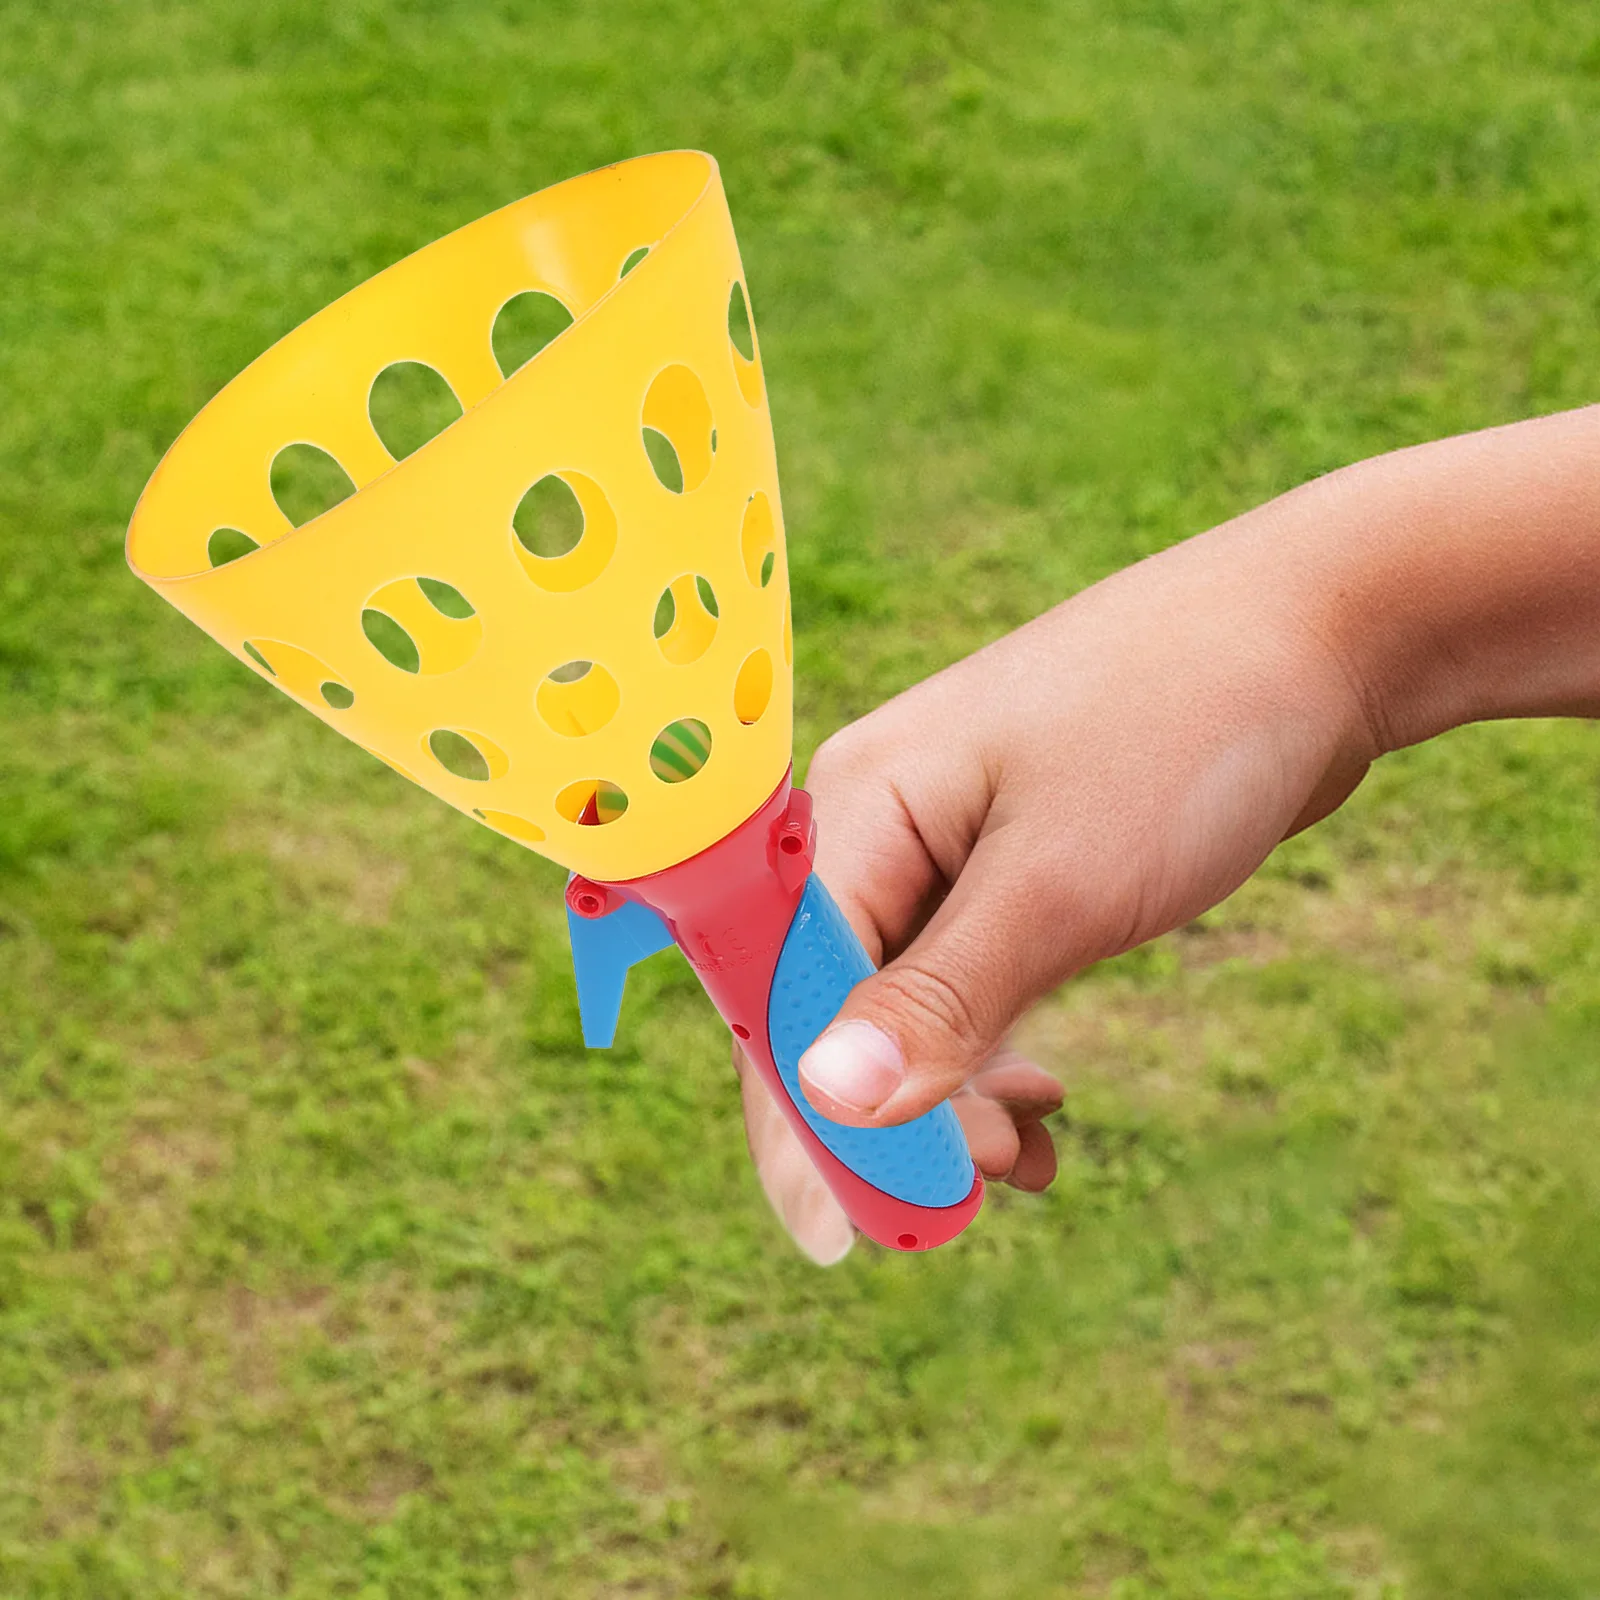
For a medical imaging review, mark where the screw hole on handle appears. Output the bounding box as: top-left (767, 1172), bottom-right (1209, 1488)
top-left (731, 1023), bottom-right (750, 1040)
top-left (897, 1233), bottom-right (919, 1250)
top-left (778, 833), bottom-right (803, 855)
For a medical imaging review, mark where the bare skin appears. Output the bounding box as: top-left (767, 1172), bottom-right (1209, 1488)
top-left (736, 404), bottom-right (1600, 1263)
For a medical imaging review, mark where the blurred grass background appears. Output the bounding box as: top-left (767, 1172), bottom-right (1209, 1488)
top-left (3, 1), bottom-right (1600, 1594)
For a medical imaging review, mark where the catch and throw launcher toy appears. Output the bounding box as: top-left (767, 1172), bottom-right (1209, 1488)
top-left (126, 152), bottom-right (983, 1251)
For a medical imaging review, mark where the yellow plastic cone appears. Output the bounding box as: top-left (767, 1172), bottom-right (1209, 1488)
top-left (127, 151), bottom-right (791, 883)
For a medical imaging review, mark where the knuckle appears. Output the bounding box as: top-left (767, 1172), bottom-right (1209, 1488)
top-left (805, 729), bottom-right (862, 790)
top-left (873, 962), bottom-right (990, 1059)
top-left (808, 717), bottom-right (890, 792)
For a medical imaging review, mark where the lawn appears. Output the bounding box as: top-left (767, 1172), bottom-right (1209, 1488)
top-left (3, 1), bottom-right (1600, 1594)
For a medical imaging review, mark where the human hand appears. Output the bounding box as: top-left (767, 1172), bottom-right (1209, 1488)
top-left (736, 404), bottom-right (1600, 1261)
top-left (740, 507), bottom-right (1375, 1261)
top-left (735, 1042), bottom-right (1064, 1264)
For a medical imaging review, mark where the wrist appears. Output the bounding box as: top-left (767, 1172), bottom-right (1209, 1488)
top-left (1188, 491), bottom-right (1396, 774)
top-left (1229, 410), bottom-right (1600, 759)
top-left (1260, 457), bottom-right (1469, 761)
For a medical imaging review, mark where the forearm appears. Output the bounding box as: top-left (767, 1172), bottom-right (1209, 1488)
top-left (1225, 404), bottom-right (1600, 755)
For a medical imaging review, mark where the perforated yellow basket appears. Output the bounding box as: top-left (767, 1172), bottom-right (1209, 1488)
top-left (127, 151), bottom-right (792, 883)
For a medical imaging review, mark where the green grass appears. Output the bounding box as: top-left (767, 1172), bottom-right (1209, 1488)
top-left (4, 1), bottom-right (1600, 1593)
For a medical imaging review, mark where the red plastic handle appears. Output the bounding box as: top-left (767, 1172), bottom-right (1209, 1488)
top-left (570, 771), bottom-right (983, 1251)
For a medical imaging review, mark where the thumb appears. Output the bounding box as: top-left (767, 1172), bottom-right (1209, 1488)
top-left (798, 826), bottom-right (1083, 1127)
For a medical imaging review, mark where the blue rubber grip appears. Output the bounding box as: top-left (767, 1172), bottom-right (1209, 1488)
top-left (767, 876), bottom-right (974, 1207)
